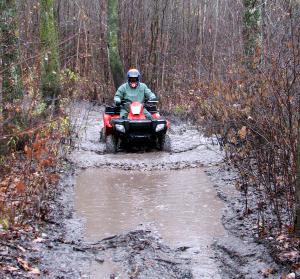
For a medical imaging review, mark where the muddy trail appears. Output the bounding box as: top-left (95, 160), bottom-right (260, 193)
top-left (34, 102), bottom-right (283, 279)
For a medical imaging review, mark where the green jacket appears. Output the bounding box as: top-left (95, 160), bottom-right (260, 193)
top-left (114, 83), bottom-right (156, 105)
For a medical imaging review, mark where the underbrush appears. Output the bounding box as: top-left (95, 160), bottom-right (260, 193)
top-left (207, 74), bottom-right (299, 269)
top-left (160, 62), bottom-right (300, 270)
top-left (0, 104), bottom-right (71, 230)
top-left (0, 65), bottom-right (108, 231)
top-left (0, 99), bottom-right (73, 275)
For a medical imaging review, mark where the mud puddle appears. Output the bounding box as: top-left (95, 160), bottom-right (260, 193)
top-left (75, 168), bottom-right (225, 278)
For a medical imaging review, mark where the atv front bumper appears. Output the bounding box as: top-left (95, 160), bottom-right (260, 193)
top-left (111, 119), bottom-right (167, 141)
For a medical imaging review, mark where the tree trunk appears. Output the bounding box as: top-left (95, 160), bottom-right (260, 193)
top-left (295, 86), bottom-right (300, 237)
top-left (107, 0), bottom-right (123, 89)
top-left (0, 0), bottom-right (23, 153)
top-left (0, 0), bottom-right (23, 104)
top-left (40, 0), bottom-right (60, 109)
top-left (243, 0), bottom-right (261, 71)
top-left (211, 0), bottom-right (219, 81)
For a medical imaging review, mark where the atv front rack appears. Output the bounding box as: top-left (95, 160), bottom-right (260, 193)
top-left (105, 104), bottom-right (158, 115)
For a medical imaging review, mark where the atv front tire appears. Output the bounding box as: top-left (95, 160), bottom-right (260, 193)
top-left (158, 134), bottom-right (171, 152)
top-left (100, 128), bottom-right (105, 143)
top-left (106, 135), bottom-right (118, 153)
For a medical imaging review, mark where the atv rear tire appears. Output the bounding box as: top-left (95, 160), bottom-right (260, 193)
top-left (106, 135), bottom-right (118, 153)
top-left (158, 134), bottom-right (171, 152)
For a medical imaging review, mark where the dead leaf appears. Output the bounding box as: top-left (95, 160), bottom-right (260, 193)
top-left (29, 267), bottom-right (40, 275)
top-left (24, 145), bottom-right (33, 159)
top-left (40, 159), bottom-right (53, 168)
top-left (276, 234), bottom-right (286, 242)
top-left (238, 126), bottom-right (247, 140)
top-left (33, 237), bottom-right (45, 243)
top-left (286, 273), bottom-right (296, 279)
top-left (2, 265), bottom-right (19, 272)
top-left (15, 106), bottom-right (21, 113)
top-left (261, 268), bottom-right (274, 277)
top-left (17, 257), bottom-right (30, 271)
top-left (1, 186), bottom-right (7, 193)
top-left (17, 257), bottom-right (40, 275)
top-left (16, 181), bottom-right (26, 193)
top-left (48, 173), bottom-right (60, 184)
top-left (17, 245), bottom-right (26, 252)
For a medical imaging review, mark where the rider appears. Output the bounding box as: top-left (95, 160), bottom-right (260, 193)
top-left (114, 69), bottom-right (156, 120)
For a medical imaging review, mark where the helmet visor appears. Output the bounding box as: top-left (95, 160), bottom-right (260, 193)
top-left (128, 77), bottom-right (139, 83)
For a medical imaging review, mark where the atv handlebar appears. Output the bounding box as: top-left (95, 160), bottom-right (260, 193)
top-left (147, 100), bottom-right (158, 104)
top-left (117, 99), bottom-right (158, 106)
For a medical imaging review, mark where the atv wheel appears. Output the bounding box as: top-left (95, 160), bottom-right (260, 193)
top-left (106, 135), bottom-right (118, 153)
top-left (100, 128), bottom-right (105, 143)
top-left (158, 134), bottom-right (171, 152)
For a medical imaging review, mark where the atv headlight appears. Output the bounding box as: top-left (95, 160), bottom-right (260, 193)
top-left (156, 123), bottom-right (165, 132)
top-left (115, 124), bottom-right (125, 133)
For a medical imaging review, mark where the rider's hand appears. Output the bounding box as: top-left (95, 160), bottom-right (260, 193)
top-left (115, 99), bottom-right (121, 106)
top-left (149, 96), bottom-right (158, 102)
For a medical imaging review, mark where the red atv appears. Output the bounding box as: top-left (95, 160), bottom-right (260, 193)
top-left (100, 101), bottom-right (171, 153)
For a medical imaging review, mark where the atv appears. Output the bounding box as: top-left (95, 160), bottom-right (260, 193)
top-left (100, 101), bottom-right (171, 153)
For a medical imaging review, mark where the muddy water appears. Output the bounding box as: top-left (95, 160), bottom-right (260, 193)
top-left (75, 168), bottom-right (225, 278)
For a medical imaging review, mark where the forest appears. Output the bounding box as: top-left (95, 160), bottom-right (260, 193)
top-left (1, 0), bottom-right (300, 278)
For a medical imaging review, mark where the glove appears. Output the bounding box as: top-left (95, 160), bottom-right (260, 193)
top-left (148, 96), bottom-right (158, 102)
top-left (149, 93), bottom-right (157, 101)
top-left (114, 98), bottom-right (121, 106)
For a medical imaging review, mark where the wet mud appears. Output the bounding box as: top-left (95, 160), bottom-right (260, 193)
top-left (75, 168), bottom-right (225, 278)
top-left (30, 102), bottom-right (284, 279)
top-left (206, 166), bottom-right (284, 278)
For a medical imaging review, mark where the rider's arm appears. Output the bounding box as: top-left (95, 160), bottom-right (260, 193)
top-left (143, 84), bottom-right (156, 101)
top-left (114, 84), bottom-right (126, 105)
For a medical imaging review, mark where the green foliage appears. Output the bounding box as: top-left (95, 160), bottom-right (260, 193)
top-left (243, 0), bottom-right (261, 64)
top-left (0, 0), bottom-right (23, 102)
top-left (0, 218), bottom-right (9, 230)
top-left (108, 0), bottom-right (124, 88)
top-left (0, 155), bottom-right (5, 166)
top-left (61, 68), bottom-right (79, 83)
top-left (243, 0), bottom-right (260, 29)
top-left (32, 102), bottom-right (47, 117)
top-left (58, 116), bottom-right (70, 136)
top-left (7, 135), bottom-right (18, 150)
top-left (40, 0), bottom-right (60, 107)
top-left (173, 105), bottom-right (186, 116)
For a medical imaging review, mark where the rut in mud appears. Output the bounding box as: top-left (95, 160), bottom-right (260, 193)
top-left (76, 168), bottom-right (225, 278)
top-left (39, 102), bottom-right (282, 279)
